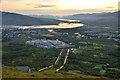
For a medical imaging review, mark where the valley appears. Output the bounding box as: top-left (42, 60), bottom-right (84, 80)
top-left (2, 24), bottom-right (120, 79)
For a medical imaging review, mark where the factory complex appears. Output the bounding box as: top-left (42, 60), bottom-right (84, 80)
top-left (26, 39), bottom-right (75, 49)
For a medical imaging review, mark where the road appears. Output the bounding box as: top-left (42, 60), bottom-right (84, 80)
top-left (38, 49), bottom-right (64, 72)
top-left (56, 49), bottom-right (70, 71)
top-left (54, 49), bottom-right (64, 65)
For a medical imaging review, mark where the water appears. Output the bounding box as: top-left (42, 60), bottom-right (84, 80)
top-left (15, 66), bottom-right (30, 72)
top-left (3, 19), bottom-right (84, 29)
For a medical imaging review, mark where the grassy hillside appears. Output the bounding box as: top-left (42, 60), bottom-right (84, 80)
top-left (2, 66), bottom-right (101, 78)
top-left (2, 12), bottom-right (60, 26)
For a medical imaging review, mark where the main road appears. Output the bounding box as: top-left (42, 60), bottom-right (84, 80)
top-left (56, 49), bottom-right (70, 71)
top-left (38, 49), bottom-right (64, 72)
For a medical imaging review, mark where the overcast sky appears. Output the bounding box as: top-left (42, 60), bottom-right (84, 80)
top-left (1, 0), bottom-right (119, 16)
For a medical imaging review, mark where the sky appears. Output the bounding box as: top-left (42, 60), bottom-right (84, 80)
top-left (0, 0), bottom-right (119, 16)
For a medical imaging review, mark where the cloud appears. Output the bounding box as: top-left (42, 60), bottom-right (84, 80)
top-left (35, 5), bottom-right (56, 8)
top-left (2, 0), bottom-right (25, 2)
top-left (105, 7), bottom-right (115, 8)
top-left (2, 0), bottom-right (57, 2)
top-left (25, 4), bottom-right (31, 5)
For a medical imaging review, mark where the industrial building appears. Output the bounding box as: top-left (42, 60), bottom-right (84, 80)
top-left (26, 39), bottom-right (75, 49)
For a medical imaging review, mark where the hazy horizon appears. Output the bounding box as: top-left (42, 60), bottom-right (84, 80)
top-left (0, 0), bottom-right (119, 16)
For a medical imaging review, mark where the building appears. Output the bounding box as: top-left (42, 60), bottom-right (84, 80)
top-left (26, 39), bottom-right (75, 49)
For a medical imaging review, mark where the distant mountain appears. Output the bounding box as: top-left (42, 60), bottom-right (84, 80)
top-left (62, 11), bottom-right (119, 27)
top-left (1, 12), bottom-right (60, 26)
top-left (2, 11), bottom-right (118, 27)
top-left (29, 15), bottom-right (61, 19)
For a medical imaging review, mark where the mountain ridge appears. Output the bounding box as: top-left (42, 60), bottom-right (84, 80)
top-left (62, 11), bottom-right (119, 27)
top-left (1, 11), bottom-right (60, 26)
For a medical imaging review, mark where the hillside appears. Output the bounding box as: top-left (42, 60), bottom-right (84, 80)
top-left (2, 66), bottom-right (103, 78)
top-left (1, 12), bottom-right (60, 26)
top-left (62, 11), bottom-right (119, 27)
top-left (29, 15), bottom-right (61, 19)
